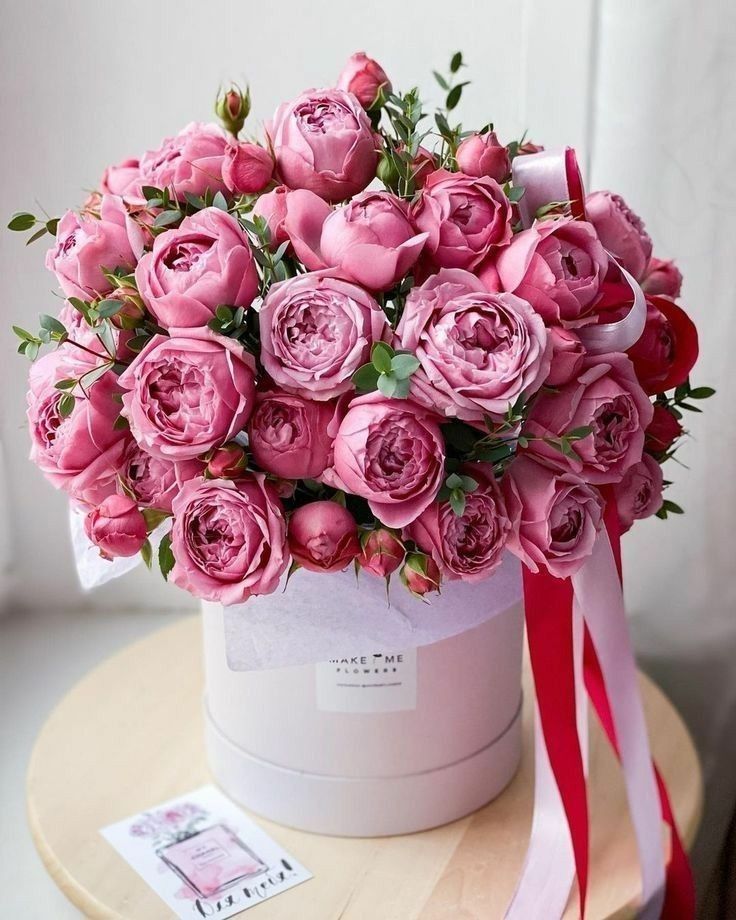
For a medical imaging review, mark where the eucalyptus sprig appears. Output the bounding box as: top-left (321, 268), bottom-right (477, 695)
top-left (377, 88), bottom-right (430, 198)
top-left (656, 378), bottom-right (715, 420)
top-left (7, 211), bottom-right (59, 245)
top-left (207, 304), bottom-right (260, 352)
top-left (352, 342), bottom-right (420, 399)
top-left (437, 472), bottom-right (479, 517)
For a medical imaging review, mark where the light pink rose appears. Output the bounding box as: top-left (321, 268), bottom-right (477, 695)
top-left (456, 131), bottom-right (510, 183)
top-left (613, 454), bottom-right (664, 532)
top-left (502, 455), bottom-right (604, 578)
top-left (119, 328), bottom-right (256, 460)
top-left (642, 258), bottom-right (683, 299)
top-left (138, 122), bottom-right (229, 198)
top-left (253, 186), bottom-right (290, 247)
top-left (100, 157), bottom-right (143, 202)
top-left (120, 444), bottom-right (204, 512)
top-left (134, 207), bottom-right (259, 329)
top-left (545, 327), bottom-right (586, 387)
top-left (358, 528), bottom-right (405, 577)
top-left (270, 89), bottom-right (378, 202)
top-left (288, 501), bottom-right (360, 572)
top-left (524, 352), bottom-right (654, 484)
top-left (45, 195), bottom-right (138, 300)
top-left (222, 141), bottom-right (274, 194)
top-left (406, 464), bottom-right (511, 582)
top-left (411, 169), bottom-right (513, 270)
top-left (259, 272), bottom-right (388, 400)
top-left (330, 392), bottom-right (445, 528)
top-left (396, 269), bottom-right (550, 422)
top-left (585, 191), bottom-right (652, 280)
top-left (336, 52), bottom-right (392, 108)
top-left (85, 494), bottom-right (147, 559)
top-left (170, 475), bottom-right (289, 604)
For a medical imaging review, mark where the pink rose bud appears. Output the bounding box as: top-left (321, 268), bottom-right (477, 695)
top-left (288, 501), bottom-right (360, 573)
top-left (206, 442), bottom-right (247, 479)
top-left (456, 131), bottom-right (511, 183)
top-left (516, 140), bottom-right (545, 156)
top-left (400, 552), bottom-right (441, 598)
top-left (358, 528), bottom-right (405, 578)
top-left (253, 185), bottom-right (291, 248)
top-left (222, 141), bottom-right (274, 195)
top-left (410, 146), bottom-right (437, 188)
top-left (85, 494), bottom-right (147, 560)
top-left (644, 404), bottom-right (683, 454)
top-left (613, 454), bottom-right (664, 533)
top-left (215, 86), bottom-right (251, 136)
top-left (642, 257), bottom-right (683, 299)
top-left (109, 286), bottom-right (146, 330)
top-left (545, 327), bottom-right (586, 387)
top-left (337, 52), bottom-right (392, 109)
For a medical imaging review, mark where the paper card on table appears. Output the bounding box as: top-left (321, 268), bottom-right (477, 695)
top-left (100, 784), bottom-right (312, 918)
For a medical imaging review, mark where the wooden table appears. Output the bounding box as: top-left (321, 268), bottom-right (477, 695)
top-left (27, 616), bottom-right (702, 920)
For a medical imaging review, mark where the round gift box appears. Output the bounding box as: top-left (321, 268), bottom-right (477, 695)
top-left (202, 563), bottom-right (524, 837)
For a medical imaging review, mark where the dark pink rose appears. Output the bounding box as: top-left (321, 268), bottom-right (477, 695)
top-left (336, 52), bottom-right (392, 108)
top-left (270, 89), bottom-right (378, 202)
top-left (253, 186), bottom-right (290, 247)
top-left (644, 405), bottom-right (682, 455)
top-left (259, 271), bottom-right (388, 400)
top-left (411, 169), bottom-right (513, 270)
top-left (134, 207), bottom-right (259, 329)
top-left (120, 444), bottom-right (204, 512)
top-left (205, 443), bottom-right (247, 479)
top-left (170, 475), bottom-right (288, 604)
top-left (406, 464), bottom-right (511, 582)
top-left (330, 392), bottom-right (445, 528)
top-left (456, 131), bottom-right (510, 183)
top-left (248, 390), bottom-right (342, 479)
top-left (642, 258), bottom-right (683, 298)
top-left (400, 552), bottom-right (441, 597)
top-left (45, 195), bottom-right (138, 300)
top-left (119, 328), bottom-right (256, 460)
top-left (100, 157), bottom-right (143, 202)
top-left (358, 528), bottom-right (405, 577)
top-left (85, 494), bottom-right (147, 559)
top-left (524, 352), bottom-right (654, 484)
top-left (502, 455), bottom-right (604, 578)
top-left (288, 501), bottom-right (360, 573)
top-left (138, 122), bottom-right (229, 198)
top-left (585, 190), bottom-right (652, 280)
top-left (613, 454), bottom-right (664, 532)
top-left (222, 141), bottom-right (274, 194)
top-left (396, 269), bottom-right (550, 422)
top-left (489, 217), bottom-right (609, 325)
top-left (545, 327), bottom-right (586, 386)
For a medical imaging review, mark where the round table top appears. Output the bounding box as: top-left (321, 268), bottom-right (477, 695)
top-left (27, 615), bottom-right (702, 920)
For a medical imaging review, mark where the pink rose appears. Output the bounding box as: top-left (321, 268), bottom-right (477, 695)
top-left (396, 269), bottom-right (550, 422)
top-left (288, 501), bottom-right (360, 573)
top-left (120, 444), bottom-right (204, 512)
top-left (456, 131), bottom-right (510, 183)
top-left (85, 494), bottom-right (147, 559)
top-left (406, 464), bottom-right (511, 582)
top-left (331, 392), bottom-right (445, 528)
top-left (400, 552), bottom-right (441, 597)
top-left (45, 195), bottom-right (137, 300)
top-left (119, 328), bottom-right (256, 460)
top-left (336, 52), bottom-right (392, 108)
top-left (205, 443), bottom-right (247, 479)
top-left (283, 189), bottom-right (427, 291)
top-left (502, 455), bottom-right (604, 578)
top-left (412, 169), bottom-right (513, 270)
top-left (253, 186), bottom-right (290, 247)
top-left (259, 272), bottom-right (388, 400)
top-left (545, 327), bottom-right (586, 386)
top-left (134, 207), bottom-right (259, 329)
top-left (358, 528), bottom-right (405, 577)
top-left (139, 122), bottom-right (229, 198)
top-left (488, 217), bottom-right (609, 325)
top-left (270, 88), bottom-right (378, 202)
top-left (524, 352), bottom-right (654, 484)
top-left (170, 475), bottom-right (288, 604)
top-left (222, 141), bottom-right (274, 194)
top-left (248, 390), bottom-right (342, 479)
top-left (585, 191), bottom-right (652, 280)
top-left (100, 157), bottom-right (143, 202)
top-left (613, 454), bottom-right (664, 532)
top-left (409, 146), bottom-right (437, 188)
top-left (642, 258), bottom-right (683, 298)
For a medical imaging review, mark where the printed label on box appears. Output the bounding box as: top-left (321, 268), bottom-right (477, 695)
top-left (315, 648), bottom-right (417, 712)
top-left (101, 784), bottom-right (311, 918)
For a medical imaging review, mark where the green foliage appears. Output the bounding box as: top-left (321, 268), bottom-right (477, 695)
top-left (352, 342), bottom-right (420, 400)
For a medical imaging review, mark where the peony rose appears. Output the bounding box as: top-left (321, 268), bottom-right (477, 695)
top-left (248, 390), bottom-right (342, 480)
top-left (400, 552), bottom-right (441, 597)
top-left (626, 295), bottom-right (698, 395)
top-left (488, 217), bottom-right (609, 325)
top-left (119, 328), bottom-right (256, 460)
top-left (45, 195), bottom-right (137, 300)
top-left (545, 327), bottom-right (586, 387)
top-left (258, 271), bottom-right (388, 400)
top-left (456, 131), bottom-right (510, 183)
top-left (524, 352), bottom-right (654, 484)
top-left (330, 392), bottom-right (445, 528)
top-left (170, 475), bottom-right (288, 604)
top-left (644, 404), bottom-right (683, 454)
top-left (642, 258), bottom-right (683, 298)
top-left (270, 88), bottom-right (378, 202)
top-left (222, 141), bottom-right (274, 194)
top-left (406, 464), bottom-right (511, 581)
top-left (134, 207), bottom-right (259, 329)
top-left (358, 528), bottom-right (405, 577)
top-left (100, 157), bottom-right (142, 202)
top-left (396, 269), bottom-right (550, 422)
top-left (205, 443), bottom-right (247, 479)
top-left (138, 122), bottom-right (229, 198)
top-left (288, 501), bottom-right (360, 572)
top-left (253, 185), bottom-right (290, 247)
top-left (613, 454), bottom-right (664, 532)
top-left (412, 169), bottom-right (513, 270)
top-left (585, 190), bottom-right (652, 280)
top-left (85, 494), bottom-right (147, 559)
top-left (502, 455), bottom-right (604, 578)
top-left (120, 443), bottom-right (203, 512)
top-left (336, 52), bottom-right (392, 109)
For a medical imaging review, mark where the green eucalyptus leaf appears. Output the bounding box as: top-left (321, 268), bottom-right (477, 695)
top-left (26, 227), bottom-right (49, 246)
top-left (688, 386), bottom-right (715, 399)
top-left (371, 341), bottom-right (394, 374)
top-left (449, 489), bottom-right (466, 517)
top-left (153, 209), bottom-right (183, 228)
top-left (391, 353), bottom-right (420, 379)
top-left (58, 393), bottom-right (76, 417)
top-left (140, 539), bottom-right (153, 569)
top-left (352, 363), bottom-right (380, 392)
top-left (158, 533), bottom-right (175, 580)
top-left (450, 51), bottom-right (463, 73)
top-left (39, 314), bottom-right (66, 334)
top-left (377, 372), bottom-right (398, 398)
top-left (8, 212), bottom-right (36, 231)
top-left (96, 299), bottom-right (124, 318)
top-left (212, 191), bottom-right (229, 212)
